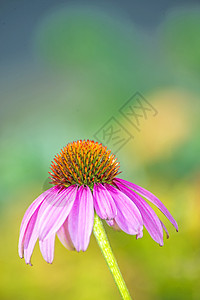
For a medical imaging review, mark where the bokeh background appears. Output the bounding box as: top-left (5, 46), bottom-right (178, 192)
top-left (0, 1), bottom-right (200, 299)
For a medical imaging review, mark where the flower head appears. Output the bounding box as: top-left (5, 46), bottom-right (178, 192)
top-left (19, 140), bottom-right (178, 265)
top-left (49, 140), bottom-right (120, 188)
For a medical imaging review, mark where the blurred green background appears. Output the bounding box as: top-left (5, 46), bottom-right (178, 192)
top-left (0, 1), bottom-right (200, 299)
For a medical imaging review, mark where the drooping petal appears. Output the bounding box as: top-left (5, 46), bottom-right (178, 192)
top-left (23, 206), bottom-right (41, 265)
top-left (115, 181), bottom-right (164, 246)
top-left (114, 178), bottom-right (178, 231)
top-left (105, 184), bottom-right (143, 236)
top-left (39, 234), bottom-right (56, 264)
top-left (18, 186), bottom-right (58, 258)
top-left (160, 220), bottom-right (169, 239)
top-left (68, 185), bottom-right (94, 252)
top-left (38, 185), bottom-right (78, 241)
top-left (57, 218), bottom-right (75, 251)
top-left (93, 183), bottom-right (117, 220)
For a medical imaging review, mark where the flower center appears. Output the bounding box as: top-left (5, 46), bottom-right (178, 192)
top-left (49, 140), bottom-right (121, 188)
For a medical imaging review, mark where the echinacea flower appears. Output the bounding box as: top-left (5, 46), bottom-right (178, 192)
top-left (19, 140), bottom-right (178, 265)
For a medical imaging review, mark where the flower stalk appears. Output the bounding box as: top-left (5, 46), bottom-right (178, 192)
top-left (93, 213), bottom-right (132, 300)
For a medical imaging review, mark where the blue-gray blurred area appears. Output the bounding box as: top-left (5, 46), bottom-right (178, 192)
top-left (0, 1), bottom-right (200, 300)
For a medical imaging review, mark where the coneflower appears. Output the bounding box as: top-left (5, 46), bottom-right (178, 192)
top-left (19, 140), bottom-right (178, 299)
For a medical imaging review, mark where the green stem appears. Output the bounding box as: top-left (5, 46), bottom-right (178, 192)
top-left (93, 213), bottom-right (132, 300)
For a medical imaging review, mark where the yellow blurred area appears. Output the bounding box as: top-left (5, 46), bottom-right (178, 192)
top-left (129, 89), bottom-right (194, 163)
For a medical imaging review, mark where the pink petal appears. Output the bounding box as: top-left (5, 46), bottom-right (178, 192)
top-left (38, 185), bottom-right (78, 241)
top-left (68, 186), bottom-right (94, 252)
top-left (18, 186), bottom-right (58, 258)
top-left (57, 218), bottom-right (75, 251)
top-left (114, 178), bottom-right (178, 231)
top-left (39, 234), bottom-right (56, 264)
top-left (105, 184), bottom-right (143, 236)
top-left (115, 181), bottom-right (164, 246)
top-left (93, 183), bottom-right (117, 220)
top-left (160, 220), bottom-right (169, 239)
top-left (23, 206), bottom-right (41, 265)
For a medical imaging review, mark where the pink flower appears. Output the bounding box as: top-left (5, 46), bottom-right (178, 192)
top-left (19, 140), bottom-right (178, 265)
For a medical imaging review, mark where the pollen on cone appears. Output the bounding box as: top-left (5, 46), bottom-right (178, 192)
top-left (49, 140), bottom-right (121, 188)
